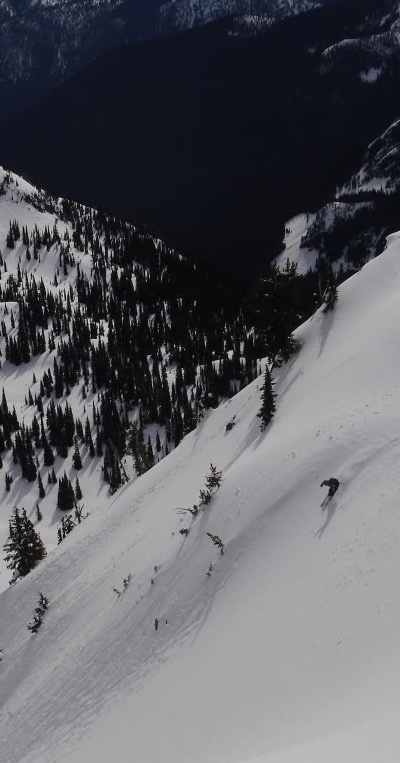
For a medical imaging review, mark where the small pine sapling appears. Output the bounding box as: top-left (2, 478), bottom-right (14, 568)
top-left (123, 573), bottom-right (132, 590)
top-left (27, 592), bottom-right (49, 634)
top-left (206, 532), bottom-right (225, 554)
top-left (205, 463), bottom-right (222, 492)
top-left (199, 488), bottom-right (212, 505)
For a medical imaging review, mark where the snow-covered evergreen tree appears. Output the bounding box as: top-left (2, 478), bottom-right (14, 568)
top-left (205, 463), bottom-right (222, 492)
top-left (3, 507), bottom-right (46, 583)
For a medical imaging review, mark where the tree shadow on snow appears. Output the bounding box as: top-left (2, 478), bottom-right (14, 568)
top-left (315, 498), bottom-right (338, 539)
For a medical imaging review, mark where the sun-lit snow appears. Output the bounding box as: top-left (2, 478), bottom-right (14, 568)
top-left (1, 165), bottom-right (400, 762)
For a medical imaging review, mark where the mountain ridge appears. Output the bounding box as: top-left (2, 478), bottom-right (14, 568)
top-left (0, 0), bottom-right (326, 120)
top-left (1, 0), bottom-right (398, 276)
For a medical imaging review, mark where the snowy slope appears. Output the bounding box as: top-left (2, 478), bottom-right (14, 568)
top-left (1, 221), bottom-right (400, 762)
top-left (0, 168), bottom-right (111, 589)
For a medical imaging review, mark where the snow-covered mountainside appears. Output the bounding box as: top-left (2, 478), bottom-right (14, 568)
top-left (278, 115), bottom-right (400, 273)
top-left (0, 166), bottom-right (268, 591)
top-left (1, 187), bottom-right (400, 761)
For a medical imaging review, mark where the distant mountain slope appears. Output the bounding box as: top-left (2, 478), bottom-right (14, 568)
top-left (276, 116), bottom-right (400, 271)
top-left (159, 0), bottom-right (320, 31)
top-left (1, 0), bottom-right (398, 276)
top-left (0, 0), bottom-right (322, 120)
top-left (1, 214), bottom-right (400, 762)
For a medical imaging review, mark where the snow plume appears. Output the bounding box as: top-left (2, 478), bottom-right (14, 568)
top-left (1, 209), bottom-right (400, 762)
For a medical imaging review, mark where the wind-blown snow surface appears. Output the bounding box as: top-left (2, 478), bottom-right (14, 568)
top-left (2, 234), bottom-right (400, 762)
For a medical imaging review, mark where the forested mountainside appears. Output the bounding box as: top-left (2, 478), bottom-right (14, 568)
top-left (0, 164), bottom-right (333, 587)
top-left (0, 0), bottom-right (323, 120)
top-left (0, 167), bottom-right (270, 502)
top-left (1, 0), bottom-right (398, 277)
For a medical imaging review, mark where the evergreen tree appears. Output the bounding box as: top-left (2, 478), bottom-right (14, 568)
top-left (258, 366), bottom-right (276, 431)
top-left (205, 463), bottom-right (222, 492)
top-left (74, 477), bottom-right (83, 501)
top-left (57, 473), bottom-right (75, 511)
top-left (3, 507), bottom-right (46, 582)
top-left (72, 439), bottom-right (82, 469)
top-left (323, 279), bottom-right (338, 313)
top-left (38, 472), bottom-right (45, 499)
top-left (252, 262), bottom-right (299, 367)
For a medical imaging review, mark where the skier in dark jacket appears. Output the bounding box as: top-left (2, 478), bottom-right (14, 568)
top-left (320, 477), bottom-right (339, 497)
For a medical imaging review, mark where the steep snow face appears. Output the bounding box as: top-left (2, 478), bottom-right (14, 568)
top-left (1, 217), bottom-right (400, 762)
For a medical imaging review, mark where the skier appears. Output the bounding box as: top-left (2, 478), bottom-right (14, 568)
top-left (320, 477), bottom-right (339, 497)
